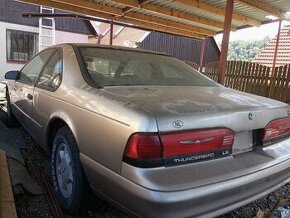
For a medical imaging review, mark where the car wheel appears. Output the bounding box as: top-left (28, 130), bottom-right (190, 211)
top-left (6, 90), bottom-right (19, 127)
top-left (50, 126), bottom-right (89, 215)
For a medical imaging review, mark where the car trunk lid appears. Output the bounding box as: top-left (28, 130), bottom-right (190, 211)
top-left (103, 86), bottom-right (288, 133)
top-left (105, 86), bottom-right (289, 164)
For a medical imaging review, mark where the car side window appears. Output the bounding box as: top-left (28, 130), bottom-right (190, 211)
top-left (37, 48), bottom-right (63, 90)
top-left (18, 49), bottom-right (55, 85)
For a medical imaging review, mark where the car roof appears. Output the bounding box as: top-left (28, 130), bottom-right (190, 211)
top-left (54, 43), bottom-right (169, 56)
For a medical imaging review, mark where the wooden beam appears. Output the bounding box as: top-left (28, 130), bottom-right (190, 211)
top-left (111, 0), bottom-right (229, 30)
top-left (43, 0), bottom-right (214, 35)
top-left (51, 0), bottom-right (216, 35)
top-left (124, 12), bottom-right (215, 35)
top-left (17, 0), bottom-right (114, 19)
top-left (117, 17), bottom-right (205, 39)
top-left (236, 0), bottom-right (285, 19)
top-left (269, 20), bottom-right (282, 98)
top-left (199, 38), bottom-right (206, 68)
top-left (112, 0), bottom-right (139, 8)
top-left (109, 20), bottom-right (113, 45)
top-left (53, 0), bottom-right (122, 16)
top-left (172, 0), bottom-right (261, 27)
top-left (121, 6), bottom-right (134, 14)
top-left (18, 0), bottom-right (205, 39)
top-left (218, 0), bottom-right (234, 84)
top-left (139, 0), bottom-right (151, 5)
top-left (272, 20), bottom-right (282, 71)
top-left (65, 0), bottom-right (216, 35)
top-left (141, 4), bottom-right (228, 30)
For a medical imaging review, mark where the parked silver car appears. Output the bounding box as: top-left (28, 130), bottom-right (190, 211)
top-left (5, 43), bottom-right (290, 218)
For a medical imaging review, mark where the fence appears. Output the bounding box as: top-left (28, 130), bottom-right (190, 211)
top-left (199, 60), bottom-right (290, 104)
top-left (270, 64), bottom-right (290, 103)
top-left (184, 61), bottom-right (200, 71)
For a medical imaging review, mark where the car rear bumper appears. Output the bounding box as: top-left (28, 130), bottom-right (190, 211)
top-left (81, 150), bottom-right (290, 218)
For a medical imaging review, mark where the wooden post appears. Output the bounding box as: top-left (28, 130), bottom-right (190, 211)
top-left (218, 0), bottom-right (234, 85)
top-left (199, 38), bottom-right (206, 71)
top-left (110, 20), bottom-right (113, 46)
top-left (269, 20), bottom-right (282, 98)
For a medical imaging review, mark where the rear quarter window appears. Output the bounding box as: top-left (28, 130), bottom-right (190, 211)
top-left (36, 48), bottom-right (63, 91)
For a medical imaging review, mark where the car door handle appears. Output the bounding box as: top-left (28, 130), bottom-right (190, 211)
top-left (27, 94), bottom-right (33, 100)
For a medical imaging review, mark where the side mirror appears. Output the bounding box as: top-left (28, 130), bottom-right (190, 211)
top-left (5, 71), bottom-right (20, 80)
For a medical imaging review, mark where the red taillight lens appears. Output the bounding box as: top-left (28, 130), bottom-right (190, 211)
top-left (124, 133), bottom-right (162, 159)
top-left (123, 129), bottom-right (234, 167)
top-left (263, 117), bottom-right (290, 145)
top-left (161, 128), bottom-right (234, 158)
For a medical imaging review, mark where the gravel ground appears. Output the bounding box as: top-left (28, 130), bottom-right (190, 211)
top-left (1, 109), bottom-right (290, 218)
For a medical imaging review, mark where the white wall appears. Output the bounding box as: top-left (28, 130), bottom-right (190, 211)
top-left (0, 21), bottom-right (38, 81)
top-left (0, 21), bottom-right (89, 81)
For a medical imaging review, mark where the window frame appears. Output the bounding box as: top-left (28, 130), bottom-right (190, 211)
top-left (6, 29), bottom-right (39, 63)
top-left (16, 48), bottom-right (56, 86)
top-left (35, 48), bottom-right (63, 92)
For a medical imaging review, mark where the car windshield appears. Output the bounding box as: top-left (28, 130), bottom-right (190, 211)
top-left (79, 47), bottom-right (218, 87)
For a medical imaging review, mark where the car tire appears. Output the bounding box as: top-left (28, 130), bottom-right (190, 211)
top-left (50, 126), bottom-right (89, 215)
top-left (6, 90), bottom-right (19, 127)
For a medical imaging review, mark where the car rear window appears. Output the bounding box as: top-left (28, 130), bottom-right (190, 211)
top-left (78, 47), bottom-right (218, 87)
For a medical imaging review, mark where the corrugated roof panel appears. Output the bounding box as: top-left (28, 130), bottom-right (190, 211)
top-left (148, 0), bottom-right (245, 26)
top-left (142, 2), bottom-right (226, 29)
top-left (136, 9), bottom-right (221, 32)
top-left (200, 0), bottom-right (290, 21)
top-left (263, 0), bottom-right (290, 11)
top-left (233, 2), bottom-right (273, 21)
top-left (84, 0), bottom-right (290, 38)
top-left (199, 0), bottom-right (266, 21)
top-left (91, 0), bottom-right (127, 9)
top-left (199, 0), bottom-right (227, 8)
top-left (90, 0), bottom-right (221, 32)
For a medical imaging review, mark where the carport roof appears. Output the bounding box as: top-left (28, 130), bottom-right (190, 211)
top-left (18, 0), bottom-right (290, 39)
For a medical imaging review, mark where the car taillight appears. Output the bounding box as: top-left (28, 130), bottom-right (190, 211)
top-left (123, 133), bottom-right (163, 167)
top-left (263, 117), bottom-right (290, 146)
top-left (123, 128), bottom-right (234, 168)
top-left (161, 129), bottom-right (234, 158)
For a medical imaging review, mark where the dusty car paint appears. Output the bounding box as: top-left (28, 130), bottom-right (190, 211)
top-left (6, 43), bottom-right (290, 218)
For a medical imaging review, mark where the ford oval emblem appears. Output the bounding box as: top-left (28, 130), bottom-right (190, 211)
top-left (248, 113), bottom-right (253, 121)
top-left (172, 120), bottom-right (183, 128)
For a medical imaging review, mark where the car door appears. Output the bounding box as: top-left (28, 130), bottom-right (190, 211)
top-left (32, 48), bottom-right (63, 146)
top-left (10, 49), bottom-right (55, 134)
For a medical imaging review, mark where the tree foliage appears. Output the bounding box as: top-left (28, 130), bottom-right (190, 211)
top-left (226, 36), bottom-right (271, 61)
